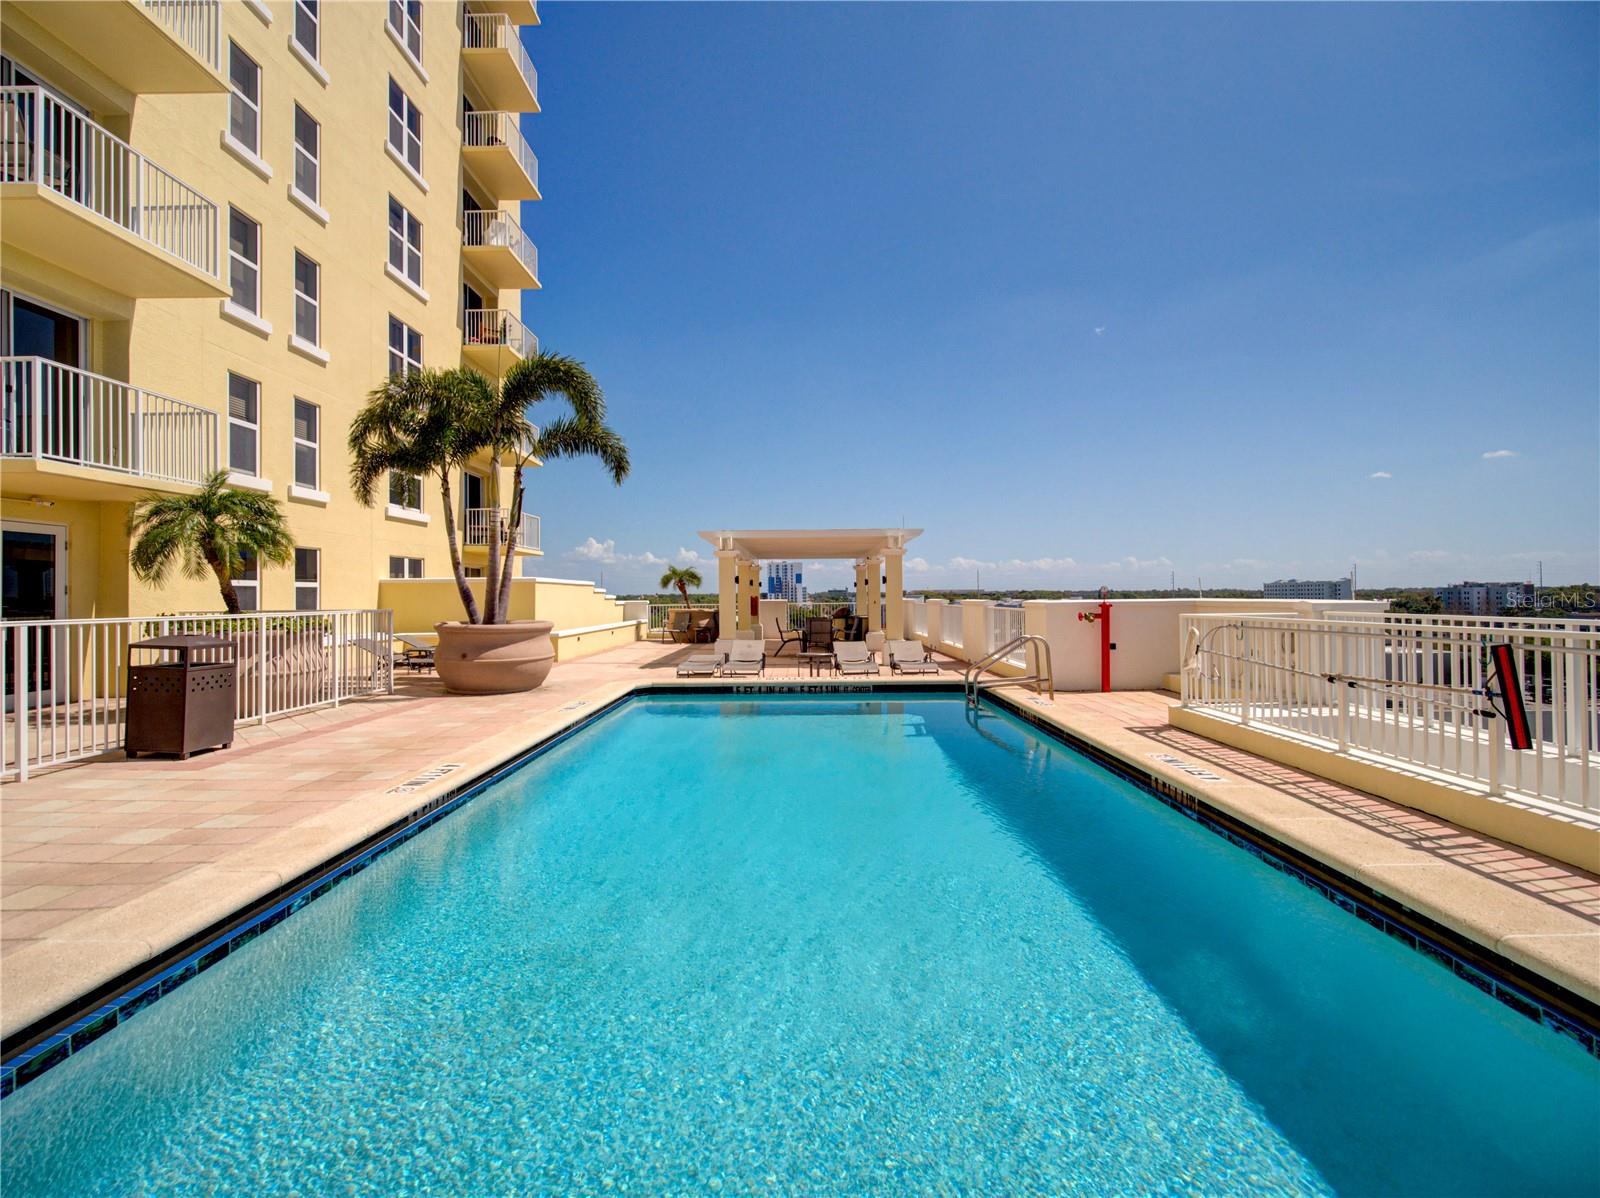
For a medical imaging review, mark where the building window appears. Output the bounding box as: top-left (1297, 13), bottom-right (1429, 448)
top-left (293, 398), bottom-right (319, 488)
top-left (228, 208), bottom-right (260, 314)
top-left (389, 555), bottom-right (424, 579)
top-left (228, 372), bottom-right (260, 476)
top-left (387, 0), bottom-right (422, 62)
top-left (293, 252), bottom-right (319, 345)
top-left (388, 471), bottom-right (423, 512)
top-left (293, 0), bottom-right (319, 61)
top-left (387, 77), bottom-right (422, 176)
top-left (387, 197), bottom-right (422, 286)
top-left (228, 42), bottom-right (261, 153)
top-left (294, 547), bottom-right (320, 611)
top-left (235, 550), bottom-right (259, 612)
top-left (387, 316), bottom-right (422, 376)
top-left (293, 105), bottom-right (320, 202)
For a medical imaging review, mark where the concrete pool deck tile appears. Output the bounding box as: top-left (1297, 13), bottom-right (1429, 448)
top-left (3, 641), bottom-right (1597, 1047)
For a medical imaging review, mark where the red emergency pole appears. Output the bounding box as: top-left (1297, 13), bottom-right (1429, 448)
top-left (1076, 600), bottom-right (1114, 692)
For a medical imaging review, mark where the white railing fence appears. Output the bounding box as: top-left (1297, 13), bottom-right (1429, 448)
top-left (463, 110), bottom-right (539, 192)
top-left (906, 598), bottom-right (928, 637)
top-left (1, 356), bottom-right (217, 485)
top-left (941, 604), bottom-right (964, 648)
top-left (463, 208), bottom-right (538, 281)
top-left (989, 605), bottom-right (1026, 664)
top-left (463, 308), bottom-right (536, 358)
top-left (462, 11), bottom-right (539, 104)
top-left (464, 507), bottom-right (539, 551)
top-left (1180, 613), bottom-right (1599, 817)
top-left (144, 0), bottom-right (223, 70)
top-left (0, 87), bottom-right (219, 277)
top-left (2, 610), bottom-right (393, 781)
top-left (643, 599), bottom-right (857, 638)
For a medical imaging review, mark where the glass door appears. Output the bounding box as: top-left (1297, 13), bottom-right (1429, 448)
top-left (2, 521), bottom-right (67, 708)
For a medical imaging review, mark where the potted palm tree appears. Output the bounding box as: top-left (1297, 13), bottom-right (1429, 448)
top-left (349, 353), bottom-right (628, 694)
top-left (659, 565), bottom-right (702, 610)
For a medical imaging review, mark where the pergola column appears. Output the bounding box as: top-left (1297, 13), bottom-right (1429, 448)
top-left (740, 558), bottom-right (761, 634)
top-left (883, 548), bottom-right (904, 639)
top-left (861, 556), bottom-right (883, 632)
top-left (716, 550), bottom-right (739, 638)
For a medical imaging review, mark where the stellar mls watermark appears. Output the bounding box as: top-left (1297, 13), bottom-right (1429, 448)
top-left (1504, 588), bottom-right (1598, 609)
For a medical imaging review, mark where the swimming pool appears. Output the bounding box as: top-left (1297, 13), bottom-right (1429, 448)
top-left (2, 693), bottom-right (1596, 1195)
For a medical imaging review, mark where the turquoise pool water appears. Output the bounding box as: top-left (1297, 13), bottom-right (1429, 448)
top-left (3, 694), bottom-right (1596, 1195)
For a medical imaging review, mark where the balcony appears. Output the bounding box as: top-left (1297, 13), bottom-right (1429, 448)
top-left (462, 12), bottom-right (539, 113)
top-left (462, 111), bottom-right (540, 202)
top-left (0, 87), bottom-right (224, 299)
top-left (470, 1), bottom-right (540, 25)
top-left (462, 308), bottom-right (537, 374)
top-left (463, 507), bottom-right (540, 554)
top-left (0, 356), bottom-right (218, 498)
top-left (4, 1), bottom-right (226, 94)
top-left (462, 209), bottom-right (539, 291)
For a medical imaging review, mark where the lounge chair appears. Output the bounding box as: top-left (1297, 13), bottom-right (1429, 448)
top-left (395, 634), bottom-right (436, 672)
top-left (833, 641), bottom-right (878, 676)
top-left (888, 640), bottom-right (939, 675)
top-left (676, 640), bottom-right (728, 677)
top-left (722, 639), bottom-right (765, 677)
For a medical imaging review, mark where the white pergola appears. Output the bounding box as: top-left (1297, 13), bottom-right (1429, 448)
top-left (697, 528), bottom-right (923, 639)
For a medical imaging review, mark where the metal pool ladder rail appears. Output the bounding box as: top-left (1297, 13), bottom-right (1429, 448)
top-left (964, 634), bottom-right (1055, 708)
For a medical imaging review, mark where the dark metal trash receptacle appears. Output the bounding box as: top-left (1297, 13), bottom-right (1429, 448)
top-left (126, 634), bottom-right (238, 760)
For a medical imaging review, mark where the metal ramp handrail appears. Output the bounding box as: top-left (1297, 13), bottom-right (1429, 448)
top-left (964, 634), bottom-right (1055, 708)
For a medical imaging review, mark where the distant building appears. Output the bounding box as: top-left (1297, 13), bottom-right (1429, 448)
top-left (1434, 582), bottom-right (1534, 616)
top-left (1263, 578), bottom-right (1354, 601)
top-left (765, 561), bottom-right (806, 603)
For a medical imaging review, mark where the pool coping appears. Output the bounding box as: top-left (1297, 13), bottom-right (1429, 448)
top-left (3, 682), bottom-right (1595, 1096)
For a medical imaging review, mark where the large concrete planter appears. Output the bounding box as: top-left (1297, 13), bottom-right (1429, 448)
top-left (433, 620), bottom-right (555, 694)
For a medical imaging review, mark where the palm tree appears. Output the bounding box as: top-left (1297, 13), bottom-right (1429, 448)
top-left (348, 354), bottom-right (629, 625)
top-left (659, 565), bottom-right (702, 609)
top-left (127, 471), bottom-right (295, 613)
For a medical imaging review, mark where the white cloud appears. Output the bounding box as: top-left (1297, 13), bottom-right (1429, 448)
top-left (1407, 549), bottom-right (1456, 562)
top-left (1369, 471), bottom-right (1392, 479)
top-left (673, 547), bottom-right (707, 566)
top-left (566, 537), bottom-right (666, 568)
top-left (1481, 449), bottom-right (1518, 460)
top-left (904, 556), bottom-right (930, 573)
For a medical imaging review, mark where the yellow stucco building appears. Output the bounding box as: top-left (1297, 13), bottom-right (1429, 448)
top-left (0, 0), bottom-right (543, 620)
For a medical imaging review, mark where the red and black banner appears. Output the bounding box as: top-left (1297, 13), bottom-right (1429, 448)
top-left (1488, 643), bottom-right (1533, 751)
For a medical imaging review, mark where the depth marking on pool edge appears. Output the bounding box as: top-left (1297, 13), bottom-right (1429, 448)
top-left (388, 763), bottom-right (465, 794)
top-left (1149, 753), bottom-right (1226, 782)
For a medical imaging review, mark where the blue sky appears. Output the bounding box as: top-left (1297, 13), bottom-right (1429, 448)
top-left (515, 3), bottom-right (1598, 593)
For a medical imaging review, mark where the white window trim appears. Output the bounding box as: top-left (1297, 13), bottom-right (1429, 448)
top-left (384, 261), bottom-right (429, 304)
top-left (388, 316), bottom-right (423, 377)
top-left (220, 299), bottom-right (272, 337)
top-left (227, 373), bottom-right (262, 480)
top-left (292, 398), bottom-right (320, 492)
top-left (287, 333), bottom-right (329, 364)
top-left (227, 470), bottom-right (273, 493)
top-left (294, 548), bottom-right (320, 611)
top-left (243, 0), bottom-right (272, 24)
top-left (291, 106), bottom-right (322, 208)
top-left (227, 208), bottom-right (264, 320)
top-left (293, 251), bottom-right (320, 347)
top-left (220, 129), bottom-right (272, 181)
top-left (287, 183), bottom-right (329, 225)
top-left (385, 504), bottom-right (431, 525)
top-left (288, 483), bottom-right (329, 505)
top-left (288, 32), bottom-right (329, 86)
top-left (385, 9), bottom-right (428, 83)
top-left (383, 139), bottom-right (428, 194)
top-left (227, 43), bottom-right (263, 157)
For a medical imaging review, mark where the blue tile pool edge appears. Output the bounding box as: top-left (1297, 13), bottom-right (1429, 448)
top-left (978, 689), bottom-right (1600, 1060)
top-left (1, 685), bottom-right (1593, 1099)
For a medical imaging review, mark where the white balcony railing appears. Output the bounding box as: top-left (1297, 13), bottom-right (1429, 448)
top-left (1181, 612), bottom-right (1600, 818)
top-left (941, 604), bottom-right (964, 648)
top-left (463, 209), bottom-right (538, 281)
top-left (144, 0), bottom-right (223, 71)
top-left (464, 507), bottom-right (539, 551)
top-left (1, 356), bottom-right (217, 485)
top-left (462, 11), bottom-right (539, 105)
top-left (463, 308), bottom-right (536, 359)
top-left (0, 87), bottom-right (219, 278)
top-left (2, 610), bottom-right (394, 781)
top-left (989, 605), bottom-right (1026, 664)
top-left (462, 109), bottom-right (539, 191)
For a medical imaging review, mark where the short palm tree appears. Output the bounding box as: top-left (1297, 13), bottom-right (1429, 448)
top-left (127, 471), bottom-right (295, 613)
top-left (349, 354), bottom-right (629, 625)
top-left (659, 565), bottom-right (702, 608)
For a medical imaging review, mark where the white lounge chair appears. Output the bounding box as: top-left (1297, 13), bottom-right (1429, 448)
top-left (833, 641), bottom-right (878, 676)
top-left (395, 634), bottom-right (435, 672)
top-left (888, 640), bottom-right (939, 675)
top-left (722, 639), bottom-right (766, 677)
top-left (676, 640), bottom-right (731, 677)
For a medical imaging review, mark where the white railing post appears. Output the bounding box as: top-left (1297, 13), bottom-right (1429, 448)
top-left (30, 357), bottom-right (43, 463)
top-left (13, 629), bottom-right (29, 783)
top-left (256, 612), bottom-right (268, 725)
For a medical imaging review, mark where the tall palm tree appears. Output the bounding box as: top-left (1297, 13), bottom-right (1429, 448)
top-left (659, 565), bottom-right (702, 609)
top-left (348, 355), bottom-right (629, 625)
top-left (127, 471), bottom-right (295, 613)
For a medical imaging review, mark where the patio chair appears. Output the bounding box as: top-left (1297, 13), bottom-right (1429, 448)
top-left (838, 615), bottom-right (867, 642)
top-left (395, 634), bottom-right (436, 672)
top-left (833, 641), bottom-right (879, 676)
top-left (666, 609), bottom-right (698, 644)
top-left (722, 639), bottom-right (765, 677)
top-left (802, 617), bottom-right (833, 653)
top-left (773, 609), bottom-right (804, 655)
top-left (694, 612), bottom-right (720, 644)
top-left (888, 640), bottom-right (939, 675)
